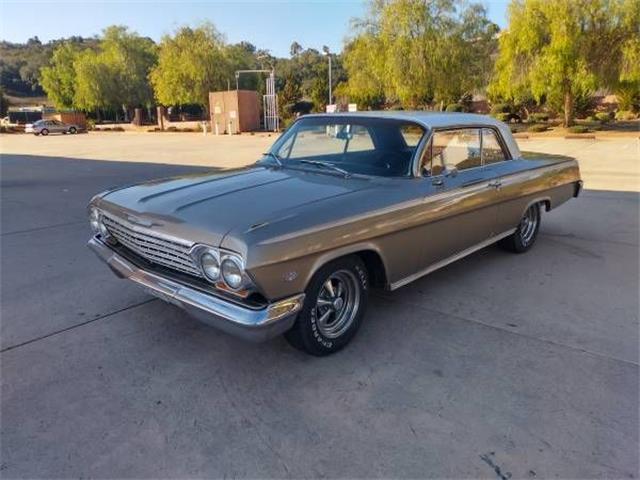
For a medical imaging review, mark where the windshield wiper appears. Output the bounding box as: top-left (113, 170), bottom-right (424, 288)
top-left (298, 159), bottom-right (351, 178)
top-left (262, 151), bottom-right (283, 167)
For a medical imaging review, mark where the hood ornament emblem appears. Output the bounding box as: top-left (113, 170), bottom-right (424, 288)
top-left (127, 215), bottom-right (156, 228)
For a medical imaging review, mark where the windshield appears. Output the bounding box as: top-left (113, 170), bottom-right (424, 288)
top-left (268, 116), bottom-right (426, 177)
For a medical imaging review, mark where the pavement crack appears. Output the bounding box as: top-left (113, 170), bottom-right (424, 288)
top-left (372, 294), bottom-right (640, 367)
top-left (541, 232), bottom-right (638, 249)
top-left (0, 299), bottom-right (156, 354)
top-left (480, 452), bottom-right (512, 480)
top-left (1, 220), bottom-right (86, 237)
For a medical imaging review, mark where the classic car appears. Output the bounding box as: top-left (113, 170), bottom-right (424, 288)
top-left (88, 112), bottom-right (582, 355)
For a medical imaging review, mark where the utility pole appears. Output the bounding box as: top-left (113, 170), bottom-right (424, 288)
top-left (322, 46), bottom-right (332, 106)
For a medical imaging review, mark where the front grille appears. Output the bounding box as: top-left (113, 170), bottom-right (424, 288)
top-left (101, 213), bottom-right (203, 278)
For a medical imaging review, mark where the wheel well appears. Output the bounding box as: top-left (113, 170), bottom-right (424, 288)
top-left (541, 199), bottom-right (551, 212)
top-left (353, 250), bottom-right (388, 289)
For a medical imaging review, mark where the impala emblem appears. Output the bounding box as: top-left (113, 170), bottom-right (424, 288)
top-left (127, 215), bottom-right (155, 228)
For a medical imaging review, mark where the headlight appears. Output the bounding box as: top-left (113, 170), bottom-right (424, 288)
top-left (89, 208), bottom-right (100, 234)
top-left (200, 250), bottom-right (221, 281)
top-left (221, 256), bottom-right (244, 290)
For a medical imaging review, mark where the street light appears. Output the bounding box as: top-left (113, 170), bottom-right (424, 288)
top-left (322, 46), bottom-right (332, 107)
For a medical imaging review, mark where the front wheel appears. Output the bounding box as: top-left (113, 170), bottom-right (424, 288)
top-left (499, 203), bottom-right (541, 253)
top-left (69, 127), bottom-right (77, 134)
top-left (285, 256), bottom-right (369, 356)
top-left (40, 129), bottom-right (49, 136)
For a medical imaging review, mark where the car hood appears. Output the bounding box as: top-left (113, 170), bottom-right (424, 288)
top-left (96, 165), bottom-right (374, 247)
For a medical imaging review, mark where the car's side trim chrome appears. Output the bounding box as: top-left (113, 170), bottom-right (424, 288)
top-left (389, 228), bottom-right (517, 290)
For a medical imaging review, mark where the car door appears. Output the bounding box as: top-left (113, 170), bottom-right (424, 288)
top-left (51, 120), bottom-right (64, 133)
top-left (417, 127), bottom-right (499, 268)
top-left (478, 127), bottom-right (518, 234)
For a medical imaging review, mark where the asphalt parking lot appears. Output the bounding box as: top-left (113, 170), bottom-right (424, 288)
top-left (1, 133), bottom-right (639, 478)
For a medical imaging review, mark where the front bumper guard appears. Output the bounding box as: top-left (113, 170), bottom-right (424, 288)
top-left (87, 236), bottom-right (304, 342)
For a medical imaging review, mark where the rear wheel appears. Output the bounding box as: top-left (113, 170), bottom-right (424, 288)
top-left (69, 127), bottom-right (77, 134)
top-left (40, 129), bottom-right (49, 136)
top-left (499, 203), bottom-right (541, 253)
top-left (285, 256), bottom-right (369, 356)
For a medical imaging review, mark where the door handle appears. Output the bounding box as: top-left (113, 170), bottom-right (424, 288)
top-left (488, 180), bottom-right (502, 189)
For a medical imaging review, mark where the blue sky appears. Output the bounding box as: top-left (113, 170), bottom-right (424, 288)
top-left (0, 0), bottom-right (510, 57)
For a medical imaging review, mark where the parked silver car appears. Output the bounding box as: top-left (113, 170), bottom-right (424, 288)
top-left (26, 119), bottom-right (79, 136)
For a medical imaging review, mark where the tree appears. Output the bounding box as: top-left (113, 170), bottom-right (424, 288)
top-left (278, 71), bottom-right (302, 120)
top-left (40, 42), bottom-right (82, 109)
top-left (226, 41), bottom-right (260, 90)
top-left (0, 86), bottom-right (9, 116)
top-left (150, 24), bottom-right (230, 111)
top-left (489, 0), bottom-right (640, 126)
top-left (41, 26), bottom-right (156, 115)
top-left (617, 0), bottom-right (640, 111)
top-left (99, 26), bottom-right (157, 111)
top-left (342, 0), bottom-right (498, 109)
top-left (290, 41), bottom-right (303, 58)
top-left (73, 49), bottom-right (118, 112)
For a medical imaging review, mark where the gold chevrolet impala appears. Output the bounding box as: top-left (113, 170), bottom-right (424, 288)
top-left (88, 112), bottom-right (582, 355)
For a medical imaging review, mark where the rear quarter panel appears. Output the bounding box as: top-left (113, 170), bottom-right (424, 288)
top-left (494, 157), bottom-right (581, 233)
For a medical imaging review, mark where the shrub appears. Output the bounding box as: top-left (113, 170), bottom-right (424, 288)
top-left (113, 126), bottom-right (125, 132)
top-left (180, 128), bottom-right (195, 132)
top-left (529, 112), bottom-right (549, 123)
top-left (528, 124), bottom-right (548, 132)
top-left (490, 103), bottom-right (512, 115)
top-left (282, 117), bottom-right (297, 129)
top-left (445, 103), bottom-right (464, 112)
top-left (573, 88), bottom-right (596, 118)
top-left (568, 125), bottom-right (590, 134)
top-left (167, 126), bottom-right (178, 132)
top-left (86, 119), bottom-right (96, 131)
top-left (595, 112), bottom-right (612, 123)
top-left (494, 112), bottom-right (511, 122)
top-left (615, 110), bottom-right (637, 121)
top-left (616, 81), bottom-right (640, 112)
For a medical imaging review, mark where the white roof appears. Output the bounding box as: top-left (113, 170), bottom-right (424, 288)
top-left (302, 111), bottom-right (521, 158)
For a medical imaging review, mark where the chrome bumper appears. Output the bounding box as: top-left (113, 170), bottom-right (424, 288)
top-left (87, 236), bottom-right (304, 342)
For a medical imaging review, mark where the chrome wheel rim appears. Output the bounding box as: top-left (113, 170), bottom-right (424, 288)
top-left (315, 270), bottom-right (360, 339)
top-left (519, 205), bottom-right (538, 246)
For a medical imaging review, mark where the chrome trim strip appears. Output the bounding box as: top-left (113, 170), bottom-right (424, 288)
top-left (88, 236), bottom-right (304, 342)
top-left (390, 229), bottom-right (517, 290)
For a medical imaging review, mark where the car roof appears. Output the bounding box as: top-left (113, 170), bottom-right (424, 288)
top-left (300, 111), bottom-right (520, 158)
top-left (302, 111), bottom-right (503, 128)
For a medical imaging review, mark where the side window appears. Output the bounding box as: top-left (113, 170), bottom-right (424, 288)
top-left (482, 129), bottom-right (507, 164)
top-left (431, 128), bottom-right (481, 173)
top-left (399, 125), bottom-right (424, 147)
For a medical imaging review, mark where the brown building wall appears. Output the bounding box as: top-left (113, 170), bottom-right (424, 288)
top-left (44, 111), bottom-right (87, 129)
top-left (209, 90), bottom-right (260, 134)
